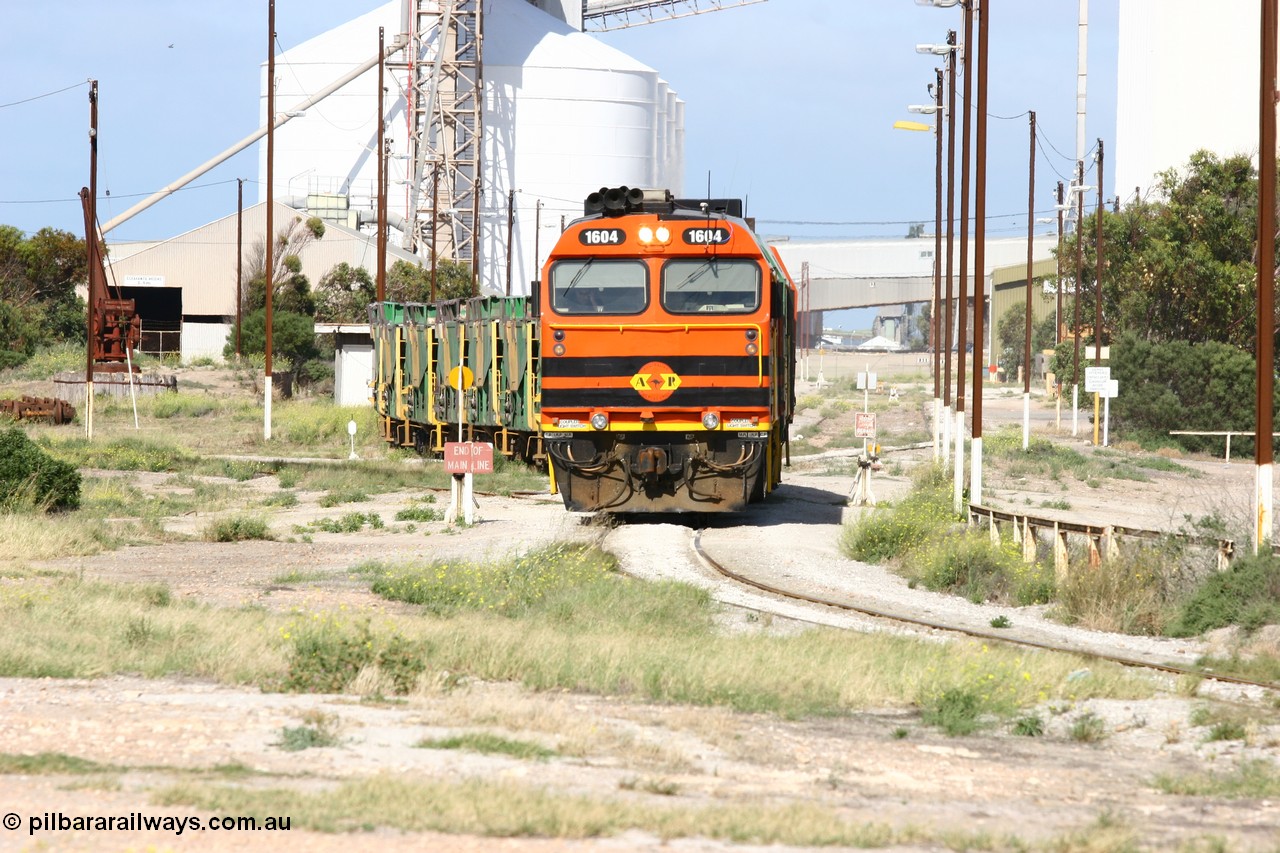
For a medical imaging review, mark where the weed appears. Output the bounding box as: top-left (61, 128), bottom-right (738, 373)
top-left (277, 711), bottom-right (341, 751)
top-left (416, 732), bottom-right (556, 760)
top-left (920, 688), bottom-right (984, 736)
top-left (1011, 714), bottom-right (1044, 737)
top-left (0, 752), bottom-right (119, 775)
top-left (891, 727), bottom-right (909, 740)
top-left (279, 616), bottom-right (427, 695)
top-left (619, 776), bottom-right (680, 796)
top-left (296, 512), bottom-right (383, 534)
top-left (989, 615), bottom-right (1012, 629)
top-left (396, 505), bottom-right (442, 523)
top-left (1054, 543), bottom-right (1190, 635)
top-left (204, 515), bottom-right (273, 542)
top-left (1205, 721), bottom-right (1248, 742)
top-left (1155, 760), bottom-right (1280, 798)
top-left (263, 491), bottom-right (298, 508)
top-left (1069, 711), bottom-right (1107, 743)
top-left (318, 490), bottom-right (369, 508)
top-left (912, 532), bottom-right (1052, 607)
top-left (840, 464), bottom-right (955, 563)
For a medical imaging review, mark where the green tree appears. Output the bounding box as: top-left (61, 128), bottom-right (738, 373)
top-left (1058, 150), bottom-right (1260, 349)
top-left (1108, 332), bottom-right (1279, 454)
top-left (227, 309), bottom-right (318, 374)
top-left (240, 216), bottom-right (325, 317)
top-left (385, 257), bottom-right (475, 303)
top-left (996, 302), bottom-right (1057, 382)
top-left (0, 225), bottom-right (88, 366)
top-left (314, 262), bottom-right (375, 323)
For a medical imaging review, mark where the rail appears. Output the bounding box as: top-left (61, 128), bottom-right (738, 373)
top-left (967, 504), bottom-right (1235, 579)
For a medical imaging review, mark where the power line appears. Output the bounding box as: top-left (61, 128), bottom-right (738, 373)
top-left (0, 79), bottom-right (90, 110)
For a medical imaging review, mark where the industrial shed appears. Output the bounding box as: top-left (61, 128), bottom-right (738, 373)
top-left (103, 200), bottom-right (427, 363)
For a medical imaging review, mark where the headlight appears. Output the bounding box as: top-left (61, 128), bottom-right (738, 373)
top-left (638, 226), bottom-right (654, 243)
top-left (590, 413), bottom-right (609, 430)
top-left (655, 225), bottom-right (670, 242)
top-left (701, 412), bottom-right (720, 430)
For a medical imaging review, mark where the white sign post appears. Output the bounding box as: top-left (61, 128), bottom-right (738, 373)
top-left (1100, 379), bottom-right (1118, 446)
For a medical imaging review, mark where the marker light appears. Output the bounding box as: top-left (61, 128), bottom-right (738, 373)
top-left (701, 412), bottom-right (720, 430)
top-left (590, 412), bottom-right (609, 430)
top-left (746, 343), bottom-right (758, 355)
top-left (553, 343), bottom-right (566, 356)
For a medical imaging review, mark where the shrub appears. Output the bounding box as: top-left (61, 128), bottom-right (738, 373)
top-left (912, 532), bottom-right (1045, 605)
top-left (1055, 543), bottom-right (1190, 635)
top-left (1167, 552), bottom-right (1280, 637)
top-left (280, 616), bottom-right (427, 694)
top-left (204, 515), bottom-right (273, 542)
top-left (0, 427), bottom-right (81, 511)
top-left (840, 464), bottom-right (954, 563)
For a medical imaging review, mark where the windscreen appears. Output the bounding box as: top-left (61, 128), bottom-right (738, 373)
top-left (549, 259), bottom-right (648, 315)
top-left (660, 258), bottom-right (761, 314)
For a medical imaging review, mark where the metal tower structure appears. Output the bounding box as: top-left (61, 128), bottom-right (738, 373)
top-left (582, 0), bottom-right (765, 31)
top-left (401, 0), bottom-right (484, 277)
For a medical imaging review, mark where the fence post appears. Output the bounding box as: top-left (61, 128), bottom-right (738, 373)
top-left (1023, 517), bottom-right (1037, 563)
top-left (1054, 521), bottom-right (1069, 582)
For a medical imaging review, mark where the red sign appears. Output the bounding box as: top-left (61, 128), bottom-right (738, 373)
top-left (854, 412), bottom-right (877, 439)
top-left (444, 442), bottom-right (494, 474)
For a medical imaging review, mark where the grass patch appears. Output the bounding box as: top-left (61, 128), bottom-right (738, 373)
top-left (152, 775), bottom-right (977, 847)
top-left (40, 436), bottom-right (194, 472)
top-left (416, 732), bottom-right (556, 760)
top-left (1069, 711), bottom-right (1107, 743)
top-left (277, 711), bottom-right (341, 751)
top-left (1155, 760), bottom-right (1280, 798)
top-left (295, 512), bottom-right (383, 534)
top-left (1052, 543), bottom-right (1191, 635)
top-left (0, 752), bottom-right (120, 775)
top-left (840, 464), bottom-right (956, 563)
top-left (0, 512), bottom-right (124, 560)
top-left (367, 542), bottom-right (620, 617)
top-left (0, 577), bottom-right (285, 682)
top-left (0, 547), bottom-right (1156, 720)
top-left (909, 531), bottom-right (1054, 606)
top-left (204, 515), bottom-right (273, 542)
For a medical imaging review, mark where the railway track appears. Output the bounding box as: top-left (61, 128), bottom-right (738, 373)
top-left (690, 528), bottom-right (1280, 695)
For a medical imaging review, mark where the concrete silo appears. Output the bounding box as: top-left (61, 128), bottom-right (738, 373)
top-left (262, 0), bottom-right (683, 295)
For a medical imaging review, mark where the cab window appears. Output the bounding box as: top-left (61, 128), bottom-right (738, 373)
top-left (661, 258), bottom-right (761, 314)
top-left (549, 259), bottom-right (648, 315)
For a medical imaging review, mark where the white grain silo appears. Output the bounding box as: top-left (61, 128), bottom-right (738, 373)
top-left (262, 0), bottom-right (683, 295)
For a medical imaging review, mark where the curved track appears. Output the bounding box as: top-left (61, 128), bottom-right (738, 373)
top-left (691, 530), bottom-right (1280, 693)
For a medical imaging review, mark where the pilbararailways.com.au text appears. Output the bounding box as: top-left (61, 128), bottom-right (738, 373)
top-left (7, 811), bottom-right (291, 836)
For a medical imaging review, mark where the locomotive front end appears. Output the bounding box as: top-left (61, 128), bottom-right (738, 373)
top-left (538, 188), bottom-right (793, 513)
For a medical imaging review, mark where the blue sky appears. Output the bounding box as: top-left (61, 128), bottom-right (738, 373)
top-left (0, 0), bottom-right (1117, 259)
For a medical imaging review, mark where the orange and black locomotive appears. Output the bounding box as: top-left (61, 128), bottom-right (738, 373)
top-left (370, 186), bottom-right (796, 513)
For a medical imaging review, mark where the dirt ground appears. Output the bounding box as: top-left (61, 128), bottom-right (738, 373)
top-left (2, 374), bottom-right (1280, 852)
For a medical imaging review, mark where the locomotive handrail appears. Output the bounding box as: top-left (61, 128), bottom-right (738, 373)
top-left (545, 321), bottom-right (766, 385)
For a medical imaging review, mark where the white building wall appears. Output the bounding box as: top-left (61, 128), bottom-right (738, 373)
top-left (334, 341), bottom-right (374, 407)
top-left (1116, 1), bottom-right (1267, 197)
top-left (182, 322), bottom-right (232, 362)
